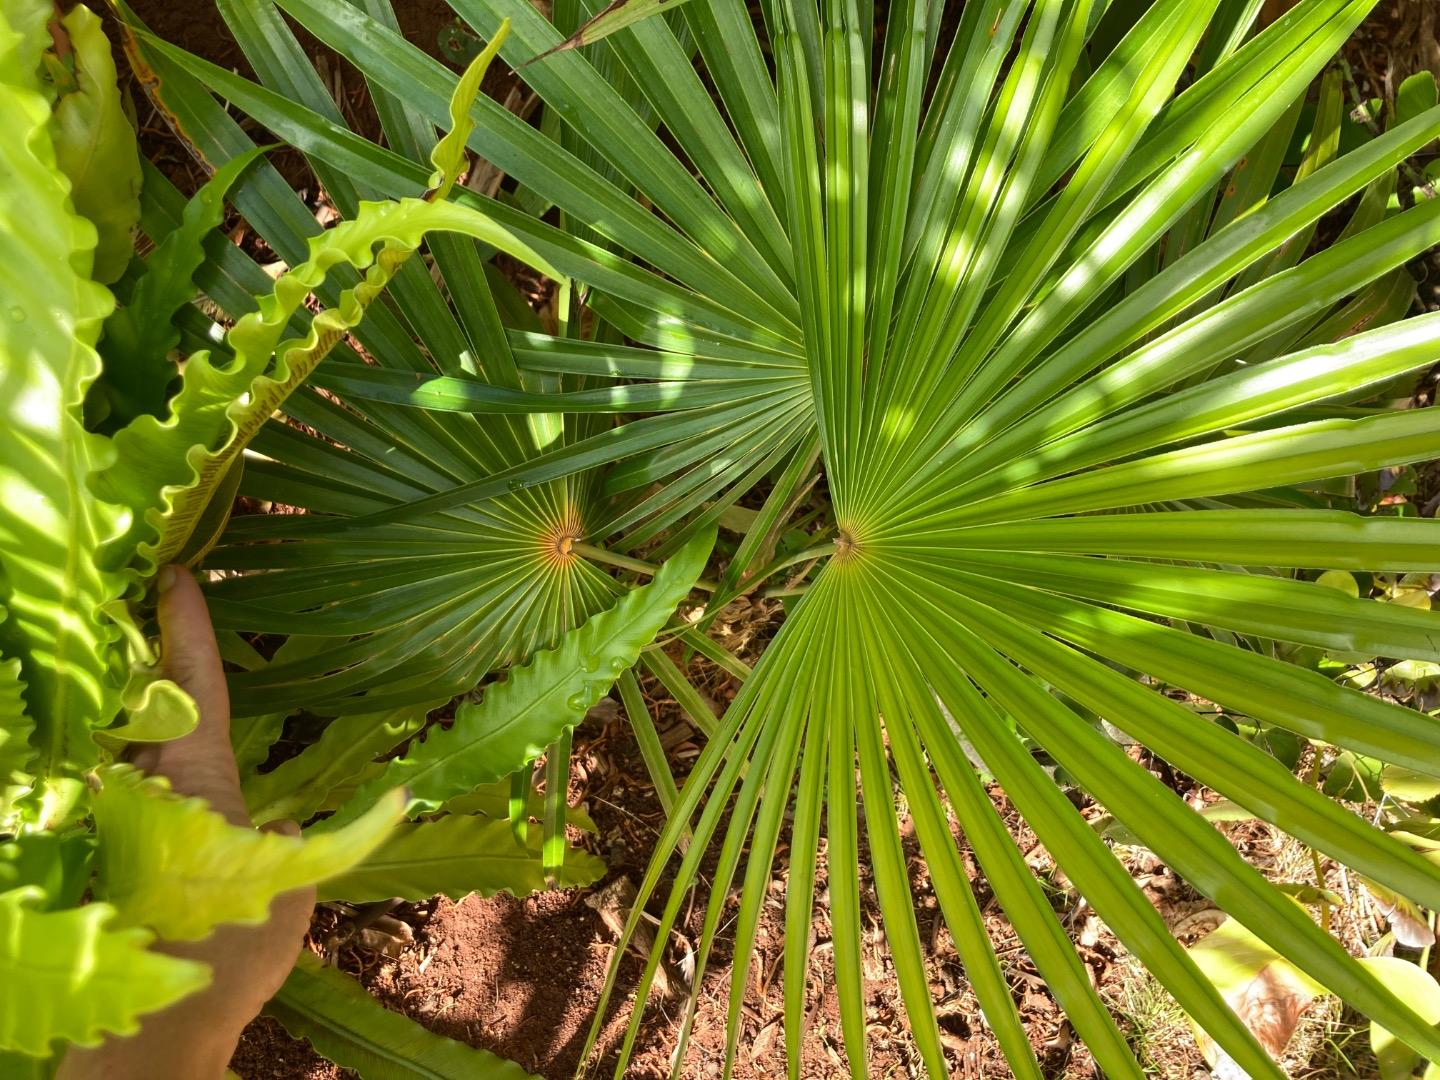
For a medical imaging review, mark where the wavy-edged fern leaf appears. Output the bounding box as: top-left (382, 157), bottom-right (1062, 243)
top-left (92, 765), bottom-right (403, 940)
top-left (92, 14), bottom-right (521, 581)
top-left (321, 527), bottom-right (713, 827)
top-left (0, 886), bottom-right (209, 1057)
top-left (243, 698), bottom-right (440, 826)
top-left (0, 0), bottom-right (127, 828)
top-left (92, 193), bottom-right (546, 579)
top-left (317, 812), bottom-right (604, 902)
top-left (43, 4), bottom-right (141, 285)
top-left (0, 627), bottom-right (36, 824)
top-left (116, 4), bottom-right (810, 717)
top-left (91, 148), bottom-right (264, 428)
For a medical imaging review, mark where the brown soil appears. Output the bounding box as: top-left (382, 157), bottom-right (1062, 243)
top-left (231, 1017), bottom-right (346, 1080)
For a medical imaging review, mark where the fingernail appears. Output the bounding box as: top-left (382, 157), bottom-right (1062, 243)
top-left (157, 565), bottom-right (179, 593)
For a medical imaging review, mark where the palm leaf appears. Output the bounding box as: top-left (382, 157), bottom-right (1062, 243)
top-left (318, 526), bottom-right (712, 826)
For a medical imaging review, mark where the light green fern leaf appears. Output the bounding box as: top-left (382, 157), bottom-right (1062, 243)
top-left (0, 647), bottom-right (35, 827)
top-left (0, 886), bottom-right (209, 1057)
top-left (94, 147), bottom-right (264, 427)
top-left (317, 812), bottom-right (605, 903)
top-left (92, 28), bottom-right (528, 578)
top-left (0, 0), bottom-right (128, 828)
top-left (92, 765), bottom-right (403, 941)
top-left (94, 598), bottom-right (196, 747)
top-left (244, 699), bottom-right (439, 827)
top-left (427, 20), bottom-right (510, 199)
top-left (92, 208), bottom-right (554, 579)
top-left (0, 604), bottom-right (36, 824)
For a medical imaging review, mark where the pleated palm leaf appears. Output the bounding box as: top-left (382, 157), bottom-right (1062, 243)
top-left (118, 0), bottom-right (1440, 1074)
top-left (119, 9), bottom-right (808, 724)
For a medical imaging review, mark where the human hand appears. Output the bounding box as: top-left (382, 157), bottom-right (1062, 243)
top-left (58, 566), bottom-right (316, 1080)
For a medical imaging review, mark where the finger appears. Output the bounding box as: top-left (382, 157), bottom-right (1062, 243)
top-left (258, 822), bottom-right (317, 988)
top-left (150, 566), bottom-right (247, 823)
top-left (156, 565), bottom-right (230, 737)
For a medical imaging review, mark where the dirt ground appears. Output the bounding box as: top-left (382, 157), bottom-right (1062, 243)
top-left (106, 0), bottom-right (1440, 1077)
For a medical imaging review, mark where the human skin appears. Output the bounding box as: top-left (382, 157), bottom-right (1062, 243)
top-left (57, 566), bottom-right (315, 1080)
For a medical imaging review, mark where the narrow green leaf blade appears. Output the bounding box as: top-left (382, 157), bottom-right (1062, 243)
top-left (317, 813), bottom-right (604, 902)
top-left (267, 952), bottom-right (540, 1079)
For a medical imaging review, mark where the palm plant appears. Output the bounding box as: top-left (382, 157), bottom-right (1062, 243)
top-left (112, 0), bottom-right (1440, 1074)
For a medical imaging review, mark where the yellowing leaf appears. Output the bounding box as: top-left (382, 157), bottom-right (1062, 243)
top-left (1186, 915), bottom-right (1326, 1063)
top-left (1361, 957), bottom-right (1440, 1080)
top-left (1316, 569), bottom-right (1360, 598)
top-left (1189, 918), bottom-right (1440, 1077)
top-left (1390, 587), bottom-right (1433, 611)
top-left (1384, 660), bottom-right (1440, 689)
top-left (1383, 765), bottom-right (1440, 805)
top-left (1359, 875), bottom-right (1436, 949)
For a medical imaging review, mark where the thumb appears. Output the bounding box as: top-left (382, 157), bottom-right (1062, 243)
top-left (146, 565), bottom-right (247, 825)
top-left (156, 564), bottom-right (230, 737)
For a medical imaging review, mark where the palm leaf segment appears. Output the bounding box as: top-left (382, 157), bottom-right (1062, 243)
top-left (128, 0), bottom-right (1440, 1073)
